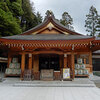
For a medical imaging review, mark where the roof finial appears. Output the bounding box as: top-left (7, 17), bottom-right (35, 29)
top-left (45, 10), bottom-right (54, 17)
top-left (49, 10), bottom-right (53, 16)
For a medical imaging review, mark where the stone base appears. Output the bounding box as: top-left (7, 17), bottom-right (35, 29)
top-left (54, 71), bottom-right (61, 80)
top-left (34, 72), bottom-right (40, 80)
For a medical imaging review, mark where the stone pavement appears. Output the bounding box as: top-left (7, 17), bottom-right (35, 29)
top-left (0, 77), bottom-right (100, 100)
top-left (0, 86), bottom-right (100, 100)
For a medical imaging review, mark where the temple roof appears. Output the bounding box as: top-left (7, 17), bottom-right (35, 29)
top-left (2, 34), bottom-right (93, 40)
top-left (22, 12), bottom-right (81, 35)
top-left (0, 11), bottom-right (93, 41)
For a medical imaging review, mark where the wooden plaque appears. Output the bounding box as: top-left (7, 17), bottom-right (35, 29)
top-left (40, 69), bottom-right (54, 80)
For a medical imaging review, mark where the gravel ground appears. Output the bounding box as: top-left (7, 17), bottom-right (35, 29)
top-left (89, 74), bottom-right (100, 88)
top-left (95, 83), bottom-right (100, 88)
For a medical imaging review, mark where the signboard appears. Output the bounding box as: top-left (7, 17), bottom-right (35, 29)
top-left (63, 68), bottom-right (70, 79)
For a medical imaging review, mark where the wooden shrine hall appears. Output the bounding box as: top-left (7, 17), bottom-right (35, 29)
top-left (0, 11), bottom-right (100, 80)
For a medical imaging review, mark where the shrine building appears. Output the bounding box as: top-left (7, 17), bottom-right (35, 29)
top-left (0, 12), bottom-right (100, 80)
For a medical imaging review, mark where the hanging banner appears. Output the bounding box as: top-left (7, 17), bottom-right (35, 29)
top-left (63, 68), bottom-right (70, 79)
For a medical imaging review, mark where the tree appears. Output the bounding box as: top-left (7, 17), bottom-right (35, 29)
top-left (31, 12), bottom-right (43, 27)
top-left (0, 0), bottom-right (22, 36)
top-left (21, 0), bottom-right (42, 31)
top-left (85, 6), bottom-right (100, 36)
top-left (7, 0), bottom-right (23, 18)
top-left (35, 12), bottom-right (43, 24)
top-left (0, 0), bottom-right (42, 36)
top-left (96, 17), bottom-right (100, 37)
top-left (60, 12), bottom-right (74, 30)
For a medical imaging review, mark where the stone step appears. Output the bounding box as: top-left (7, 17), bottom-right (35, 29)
top-left (13, 84), bottom-right (95, 87)
top-left (13, 80), bottom-right (96, 87)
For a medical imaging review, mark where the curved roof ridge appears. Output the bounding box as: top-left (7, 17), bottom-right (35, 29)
top-left (22, 18), bottom-right (48, 35)
top-left (52, 17), bottom-right (82, 35)
top-left (22, 13), bottom-right (82, 35)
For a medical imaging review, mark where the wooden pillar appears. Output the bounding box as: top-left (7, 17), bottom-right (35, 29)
top-left (33, 55), bottom-right (40, 80)
top-left (89, 51), bottom-right (93, 72)
top-left (67, 55), bottom-right (71, 68)
top-left (28, 53), bottom-right (32, 70)
top-left (33, 55), bottom-right (39, 72)
top-left (21, 53), bottom-right (25, 78)
top-left (71, 53), bottom-right (75, 79)
top-left (59, 55), bottom-right (63, 69)
top-left (32, 55), bottom-right (34, 71)
top-left (64, 54), bottom-right (67, 68)
top-left (7, 53), bottom-right (12, 68)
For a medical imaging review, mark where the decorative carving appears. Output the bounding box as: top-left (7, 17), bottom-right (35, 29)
top-left (64, 54), bottom-right (67, 57)
top-left (47, 23), bottom-right (54, 31)
top-left (48, 25), bottom-right (52, 30)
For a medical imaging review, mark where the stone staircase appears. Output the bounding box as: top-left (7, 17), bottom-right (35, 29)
top-left (13, 78), bottom-right (96, 87)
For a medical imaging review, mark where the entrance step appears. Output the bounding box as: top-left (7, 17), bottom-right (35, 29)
top-left (13, 78), bottom-right (96, 87)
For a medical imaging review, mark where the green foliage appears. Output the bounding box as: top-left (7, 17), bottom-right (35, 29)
top-left (21, 0), bottom-right (35, 31)
top-left (0, 0), bottom-right (22, 36)
top-left (60, 12), bottom-right (73, 26)
top-left (9, 2), bottom-right (23, 16)
top-left (21, 0), bottom-right (42, 31)
top-left (0, 0), bottom-right (43, 36)
top-left (60, 12), bottom-right (74, 31)
top-left (0, 2), bottom-right (9, 12)
top-left (31, 12), bottom-right (43, 28)
top-left (36, 12), bottom-right (43, 24)
top-left (85, 6), bottom-right (100, 36)
top-left (0, 8), bottom-right (21, 36)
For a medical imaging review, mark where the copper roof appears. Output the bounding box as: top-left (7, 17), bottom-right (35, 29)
top-left (2, 34), bottom-right (93, 40)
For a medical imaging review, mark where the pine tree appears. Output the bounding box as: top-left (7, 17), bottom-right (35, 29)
top-left (85, 6), bottom-right (100, 36)
top-left (33, 12), bottom-right (43, 26)
top-left (96, 17), bottom-right (100, 37)
top-left (60, 12), bottom-right (74, 30)
top-left (21, 0), bottom-right (42, 31)
top-left (0, 0), bottom-right (22, 36)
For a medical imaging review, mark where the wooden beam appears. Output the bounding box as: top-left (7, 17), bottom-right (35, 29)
top-left (20, 50), bottom-right (64, 55)
top-left (75, 52), bottom-right (90, 54)
top-left (32, 50), bottom-right (64, 55)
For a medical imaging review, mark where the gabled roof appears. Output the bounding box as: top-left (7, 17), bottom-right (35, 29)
top-left (22, 13), bottom-right (82, 35)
